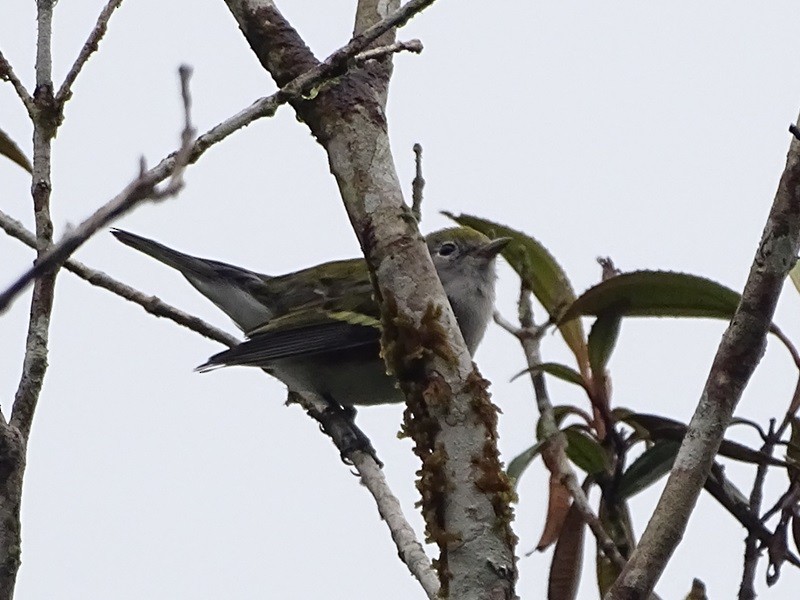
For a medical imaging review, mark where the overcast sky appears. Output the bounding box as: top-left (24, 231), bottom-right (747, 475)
top-left (2, 1), bottom-right (800, 598)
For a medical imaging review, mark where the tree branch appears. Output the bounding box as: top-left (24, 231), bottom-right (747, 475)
top-left (350, 450), bottom-right (440, 599)
top-left (411, 143), bottom-right (424, 223)
top-left (494, 302), bottom-right (626, 571)
top-left (0, 0), bottom-right (432, 315)
top-left (12, 0), bottom-right (58, 441)
top-left (353, 39), bottom-right (423, 65)
top-left (288, 390), bottom-right (439, 599)
top-left (0, 209), bottom-right (238, 348)
top-left (55, 0), bottom-right (125, 105)
top-left (0, 49), bottom-right (35, 116)
top-left (606, 116), bottom-right (800, 600)
top-left (224, 1), bottom-right (516, 597)
top-left (0, 65), bottom-right (196, 314)
top-left (738, 420), bottom-right (777, 600)
top-left (0, 2), bottom-right (59, 597)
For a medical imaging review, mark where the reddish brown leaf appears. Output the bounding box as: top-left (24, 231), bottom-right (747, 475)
top-left (537, 439), bottom-right (572, 550)
top-left (537, 473), bottom-right (571, 550)
top-left (548, 503), bottom-right (586, 600)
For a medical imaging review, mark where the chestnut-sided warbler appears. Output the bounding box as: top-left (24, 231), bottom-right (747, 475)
top-left (112, 227), bottom-right (507, 406)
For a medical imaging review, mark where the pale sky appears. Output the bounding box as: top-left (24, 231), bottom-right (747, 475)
top-left (2, 1), bottom-right (800, 598)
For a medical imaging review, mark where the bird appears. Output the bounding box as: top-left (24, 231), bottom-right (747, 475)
top-left (112, 227), bottom-right (507, 407)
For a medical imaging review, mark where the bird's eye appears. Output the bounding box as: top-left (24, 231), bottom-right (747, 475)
top-left (438, 242), bottom-right (457, 257)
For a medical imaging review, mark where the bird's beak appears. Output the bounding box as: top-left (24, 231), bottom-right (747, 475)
top-left (476, 237), bottom-right (511, 259)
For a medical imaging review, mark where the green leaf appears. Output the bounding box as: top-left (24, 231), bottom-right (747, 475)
top-left (548, 503), bottom-right (585, 600)
top-left (559, 271), bottom-right (741, 323)
top-left (588, 311), bottom-right (622, 374)
top-left (618, 440), bottom-right (680, 500)
top-left (443, 213), bottom-right (589, 372)
top-left (507, 440), bottom-right (545, 486)
top-left (511, 362), bottom-right (587, 390)
top-left (563, 427), bottom-right (608, 475)
top-left (617, 412), bottom-right (686, 441)
top-left (0, 127), bottom-right (32, 173)
top-left (596, 497), bottom-right (635, 596)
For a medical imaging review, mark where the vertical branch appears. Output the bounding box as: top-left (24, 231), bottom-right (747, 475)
top-left (606, 118), bottom-right (800, 600)
top-left (352, 0), bottom-right (396, 107)
top-left (738, 419), bottom-right (776, 600)
top-left (12, 0), bottom-right (59, 446)
top-left (411, 143), bottom-right (424, 223)
top-left (0, 2), bottom-right (59, 597)
top-left (13, 0), bottom-right (72, 437)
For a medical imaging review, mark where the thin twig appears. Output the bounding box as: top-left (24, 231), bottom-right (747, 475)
top-left (351, 450), bottom-right (439, 599)
top-left (493, 311), bottom-right (522, 337)
top-left (328, 0), bottom-right (435, 71)
top-left (0, 2), bottom-right (57, 595)
top-left (597, 256), bottom-right (621, 281)
top-left (155, 65), bottom-right (196, 198)
top-left (703, 464), bottom-right (800, 569)
top-left (0, 49), bottom-right (35, 115)
top-left (494, 299), bottom-right (626, 570)
top-left (0, 209), bottom-right (237, 348)
top-left (0, 0), bottom-right (439, 314)
top-left (411, 143), bottom-right (424, 223)
top-left (738, 419), bottom-right (777, 600)
top-left (11, 0), bottom-right (58, 439)
top-left (55, 0), bottom-right (125, 104)
top-left (764, 481), bottom-right (800, 585)
top-left (757, 375), bottom-right (800, 465)
top-left (769, 323), bottom-right (800, 370)
top-left (0, 65), bottom-right (195, 314)
top-left (353, 38), bottom-right (423, 64)
top-left (287, 392), bottom-right (438, 598)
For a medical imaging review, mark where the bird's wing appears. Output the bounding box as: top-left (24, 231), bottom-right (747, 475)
top-left (113, 229), bottom-right (382, 362)
top-left (196, 309), bottom-right (380, 371)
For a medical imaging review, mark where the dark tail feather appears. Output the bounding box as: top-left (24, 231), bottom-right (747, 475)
top-left (111, 229), bottom-right (214, 278)
top-left (195, 344), bottom-right (269, 373)
top-left (112, 228), bottom-right (275, 332)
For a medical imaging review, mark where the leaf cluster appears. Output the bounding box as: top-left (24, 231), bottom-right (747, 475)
top-left (448, 213), bottom-right (800, 599)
